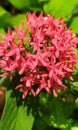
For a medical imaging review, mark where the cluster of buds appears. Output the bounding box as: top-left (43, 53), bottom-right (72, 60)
top-left (0, 12), bottom-right (78, 99)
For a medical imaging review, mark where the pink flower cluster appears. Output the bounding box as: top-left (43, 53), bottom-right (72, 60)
top-left (0, 12), bottom-right (78, 99)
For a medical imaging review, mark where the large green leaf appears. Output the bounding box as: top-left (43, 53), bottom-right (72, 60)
top-left (43, 0), bottom-right (78, 20)
top-left (70, 17), bottom-right (78, 34)
top-left (0, 13), bottom-right (12, 29)
top-left (8, 0), bottom-right (43, 11)
top-left (0, 6), bottom-right (12, 29)
top-left (8, 0), bottom-right (30, 10)
top-left (11, 14), bottom-right (26, 27)
top-left (0, 6), bottom-right (8, 16)
top-left (0, 90), bottom-right (35, 130)
top-left (8, 0), bottom-right (41, 10)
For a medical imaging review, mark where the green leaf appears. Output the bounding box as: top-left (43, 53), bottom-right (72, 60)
top-left (40, 96), bottom-right (75, 129)
top-left (0, 6), bottom-right (8, 16)
top-left (0, 6), bottom-right (12, 29)
top-left (43, 0), bottom-right (78, 20)
top-left (0, 13), bottom-right (12, 29)
top-left (70, 17), bottom-right (78, 34)
top-left (8, 0), bottom-right (31, 10)
top-left (32, 118), bottom-right (46, 130)
top-left (8, 0), bottom-right (43, 11)
top-left (0, 90), bottom-right (35, 130)
top-left (0, 29), bottom-right (6, 41)
top-left (0, 29), bottom-right (6, 34)
top-left (0, 76), bottom-right (10, 88)
top-left (71, 81), bottom-right (78, 91)
top-left (72, 4), bottom-right (78, 16)
top-left (12, 14), bottom-right (26, 27)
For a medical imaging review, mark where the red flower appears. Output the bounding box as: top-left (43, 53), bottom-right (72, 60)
top-left (0, 12), bottom-right (78, 99)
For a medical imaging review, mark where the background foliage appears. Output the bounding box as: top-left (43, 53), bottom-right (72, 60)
top-left (0, 0), bottom-right (78, 130)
